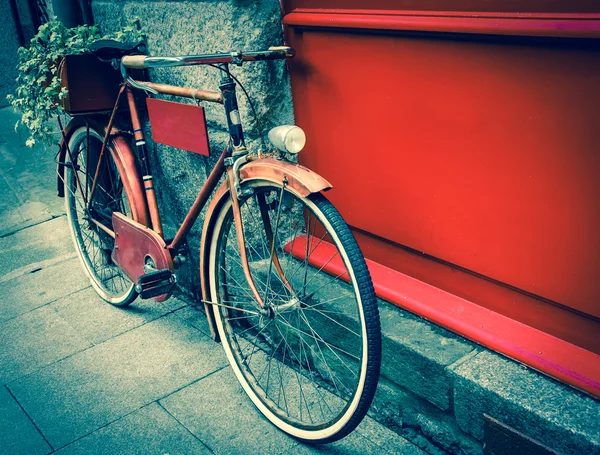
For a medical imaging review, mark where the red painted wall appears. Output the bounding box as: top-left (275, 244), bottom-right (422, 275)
top-left (282, 3), bottom-right (600, 355)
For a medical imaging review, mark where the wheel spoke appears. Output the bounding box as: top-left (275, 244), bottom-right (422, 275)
top-left (210, 183), bottom-right (380, 441)
top-left (65, 128), bottom-right (134, 305)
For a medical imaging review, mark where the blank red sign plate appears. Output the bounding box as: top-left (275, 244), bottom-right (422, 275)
top-left (146, 98), bottom-right (210, 156)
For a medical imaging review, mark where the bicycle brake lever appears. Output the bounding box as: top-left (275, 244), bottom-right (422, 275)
top-left (127, 76), bottom-right (159, 95)
top-left (120, 61), bottom-right (159, 95)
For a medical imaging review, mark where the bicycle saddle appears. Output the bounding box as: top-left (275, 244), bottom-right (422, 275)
top-left (89, 40), bottom-right (147, 61)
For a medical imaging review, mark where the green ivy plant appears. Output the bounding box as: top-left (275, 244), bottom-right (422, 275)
top-left (7, 19), bottom-right (144, 147)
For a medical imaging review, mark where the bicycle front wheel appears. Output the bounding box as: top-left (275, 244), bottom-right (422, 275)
top-left (64, 126), bottom-right (137, 306)
top-left (208, 180), bottom-right (381, 443)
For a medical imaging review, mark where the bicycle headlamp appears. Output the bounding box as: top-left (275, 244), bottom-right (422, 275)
top-left (267, 125), bottom-right (306, 154)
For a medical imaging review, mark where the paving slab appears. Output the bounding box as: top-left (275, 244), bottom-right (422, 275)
top-left (355, 415), bottom-right (426, 455)
top-left (451, 351), bottom-right (600, 455)
top-left (0, 386), bottom-right (51, 455)
top-left (0, 173), bottom-right (23, 223)
top-left (160, 364), bottom-right (424, 455)
top-left (282, 433), bottom-right (393, 455)
top-left (169, 299), bottom-right (214, 338)
top-left (0, 257), bottom-right (90, 323)
top-left (8, 311), bottom-right (228, 449)
top-left (0, 252), bottom-right (77, 283)
top-left (282, 414), bottom-right (426, 455)
top-left (0, 216), bottom-right (73, 278)
top-left (53, 402), bottom-right (212, 455)
top-left (0, 250), bottom-right (77, 283)
top-left (0, 200), bottom-right (56, 237)
top-left (51, 287), bottom-right (183, 345)
top-left (160, 294), bottom-right (192, 313)
top-left (0, 108), bottom-right (64, 236)
top-left (0, 305), bottom-right (91, 384)
top-left (160, 366), bottom-right (298, 455)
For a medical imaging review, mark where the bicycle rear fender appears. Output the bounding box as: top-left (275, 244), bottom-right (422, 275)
top-left (199, 157), bottom-right (333, 341)
top-left (56, 117), bottom-right (149, 227)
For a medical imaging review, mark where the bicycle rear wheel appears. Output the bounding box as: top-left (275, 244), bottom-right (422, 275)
top-left (208, 180), bottom-right (381, 443)
top-left (64, 126), bottom-right (137, 306)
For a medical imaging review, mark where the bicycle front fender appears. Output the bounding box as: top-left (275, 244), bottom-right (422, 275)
top-left (198, 158), bottom-right (333, 341)
top-left (239, 157), bottom-right (332, 198)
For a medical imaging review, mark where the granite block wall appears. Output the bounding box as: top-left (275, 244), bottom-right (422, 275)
top-left (91, 0), bottom-right (294, 294)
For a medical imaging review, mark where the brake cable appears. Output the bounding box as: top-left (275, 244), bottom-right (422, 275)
top-left (208, 63), bottom-right (268, 151)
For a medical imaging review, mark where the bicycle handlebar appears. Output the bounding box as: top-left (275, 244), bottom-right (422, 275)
top-left (121, 46), bottom-right (295, 70)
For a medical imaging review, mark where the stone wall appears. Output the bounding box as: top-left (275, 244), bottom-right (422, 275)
top-left (91, 0), bottom-right (294, 295)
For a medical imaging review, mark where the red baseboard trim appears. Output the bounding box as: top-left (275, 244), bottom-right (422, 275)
top-left (286, 234), bottom-right (600, 398)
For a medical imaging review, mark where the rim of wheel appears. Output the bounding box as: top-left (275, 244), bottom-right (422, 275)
top-left (209, 181), bottom-right (374, 441)
top-left (64, 127), bottom-right (136, 305)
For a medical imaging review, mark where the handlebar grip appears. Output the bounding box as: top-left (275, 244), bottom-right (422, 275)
top-left (122, 55), bottom-right (148, 69)
top-left (267, 46), bottom-right (295, 58)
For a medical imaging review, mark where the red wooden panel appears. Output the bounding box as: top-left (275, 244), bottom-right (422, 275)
top-left (284, 0), bottom-right (600, 14)
top-left (284, 10), bottom-right (600, 39)
top-left (286, 234), bottom-right (600, 398)
top-left (287, 27), bottom-right (600, 321)
top-left (146, 98), bottom-right (210, 156)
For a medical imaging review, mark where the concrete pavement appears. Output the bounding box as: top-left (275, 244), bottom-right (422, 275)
top-left (0, 105), bottom-right (425, 454)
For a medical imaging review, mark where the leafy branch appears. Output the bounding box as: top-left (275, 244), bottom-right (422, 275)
top-left (7, 19), bottom-right (144, 147)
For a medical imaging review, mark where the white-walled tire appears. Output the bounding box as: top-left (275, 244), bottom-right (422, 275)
top-left (208, 180), bottom-right (381, 443)
top-left (64, 126), bottom-right (137, 306)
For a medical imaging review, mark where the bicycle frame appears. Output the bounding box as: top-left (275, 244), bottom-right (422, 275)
top-left (55, 45), bottom-right (381, 441)
top-left (56, 47), bottom-right (332, 336)
top-left (121, 81), bottom-right (227, 251)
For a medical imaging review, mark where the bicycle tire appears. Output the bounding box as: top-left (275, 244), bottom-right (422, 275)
top-left (208, 179), bottom-right (381, 443)
top-left (64, 126), bottom-right (138, 306)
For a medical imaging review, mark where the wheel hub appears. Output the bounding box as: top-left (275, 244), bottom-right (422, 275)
top-left (270, 295), bottom-right (301, 315)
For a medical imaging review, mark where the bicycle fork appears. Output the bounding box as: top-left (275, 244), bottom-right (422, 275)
top-left (226, 166), bottom-right (296, 311)
top-left (220, 63), bottom-right (294, 312)
top-left (226, 167), bottom-right (267, 310)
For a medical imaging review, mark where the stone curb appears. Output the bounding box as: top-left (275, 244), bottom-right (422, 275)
top-left (370, 298), bottom-right (600, 455)
top-left (450, 351), bottom-right (600, 455)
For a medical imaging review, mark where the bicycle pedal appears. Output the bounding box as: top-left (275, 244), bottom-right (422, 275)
top-left (138, 268), bottom-right (172, 284)
top-left (136, 269), bottom-right (176, 299)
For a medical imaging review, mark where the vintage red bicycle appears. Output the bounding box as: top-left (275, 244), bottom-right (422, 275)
top-left (56, 40), bottom-right (381, 443)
